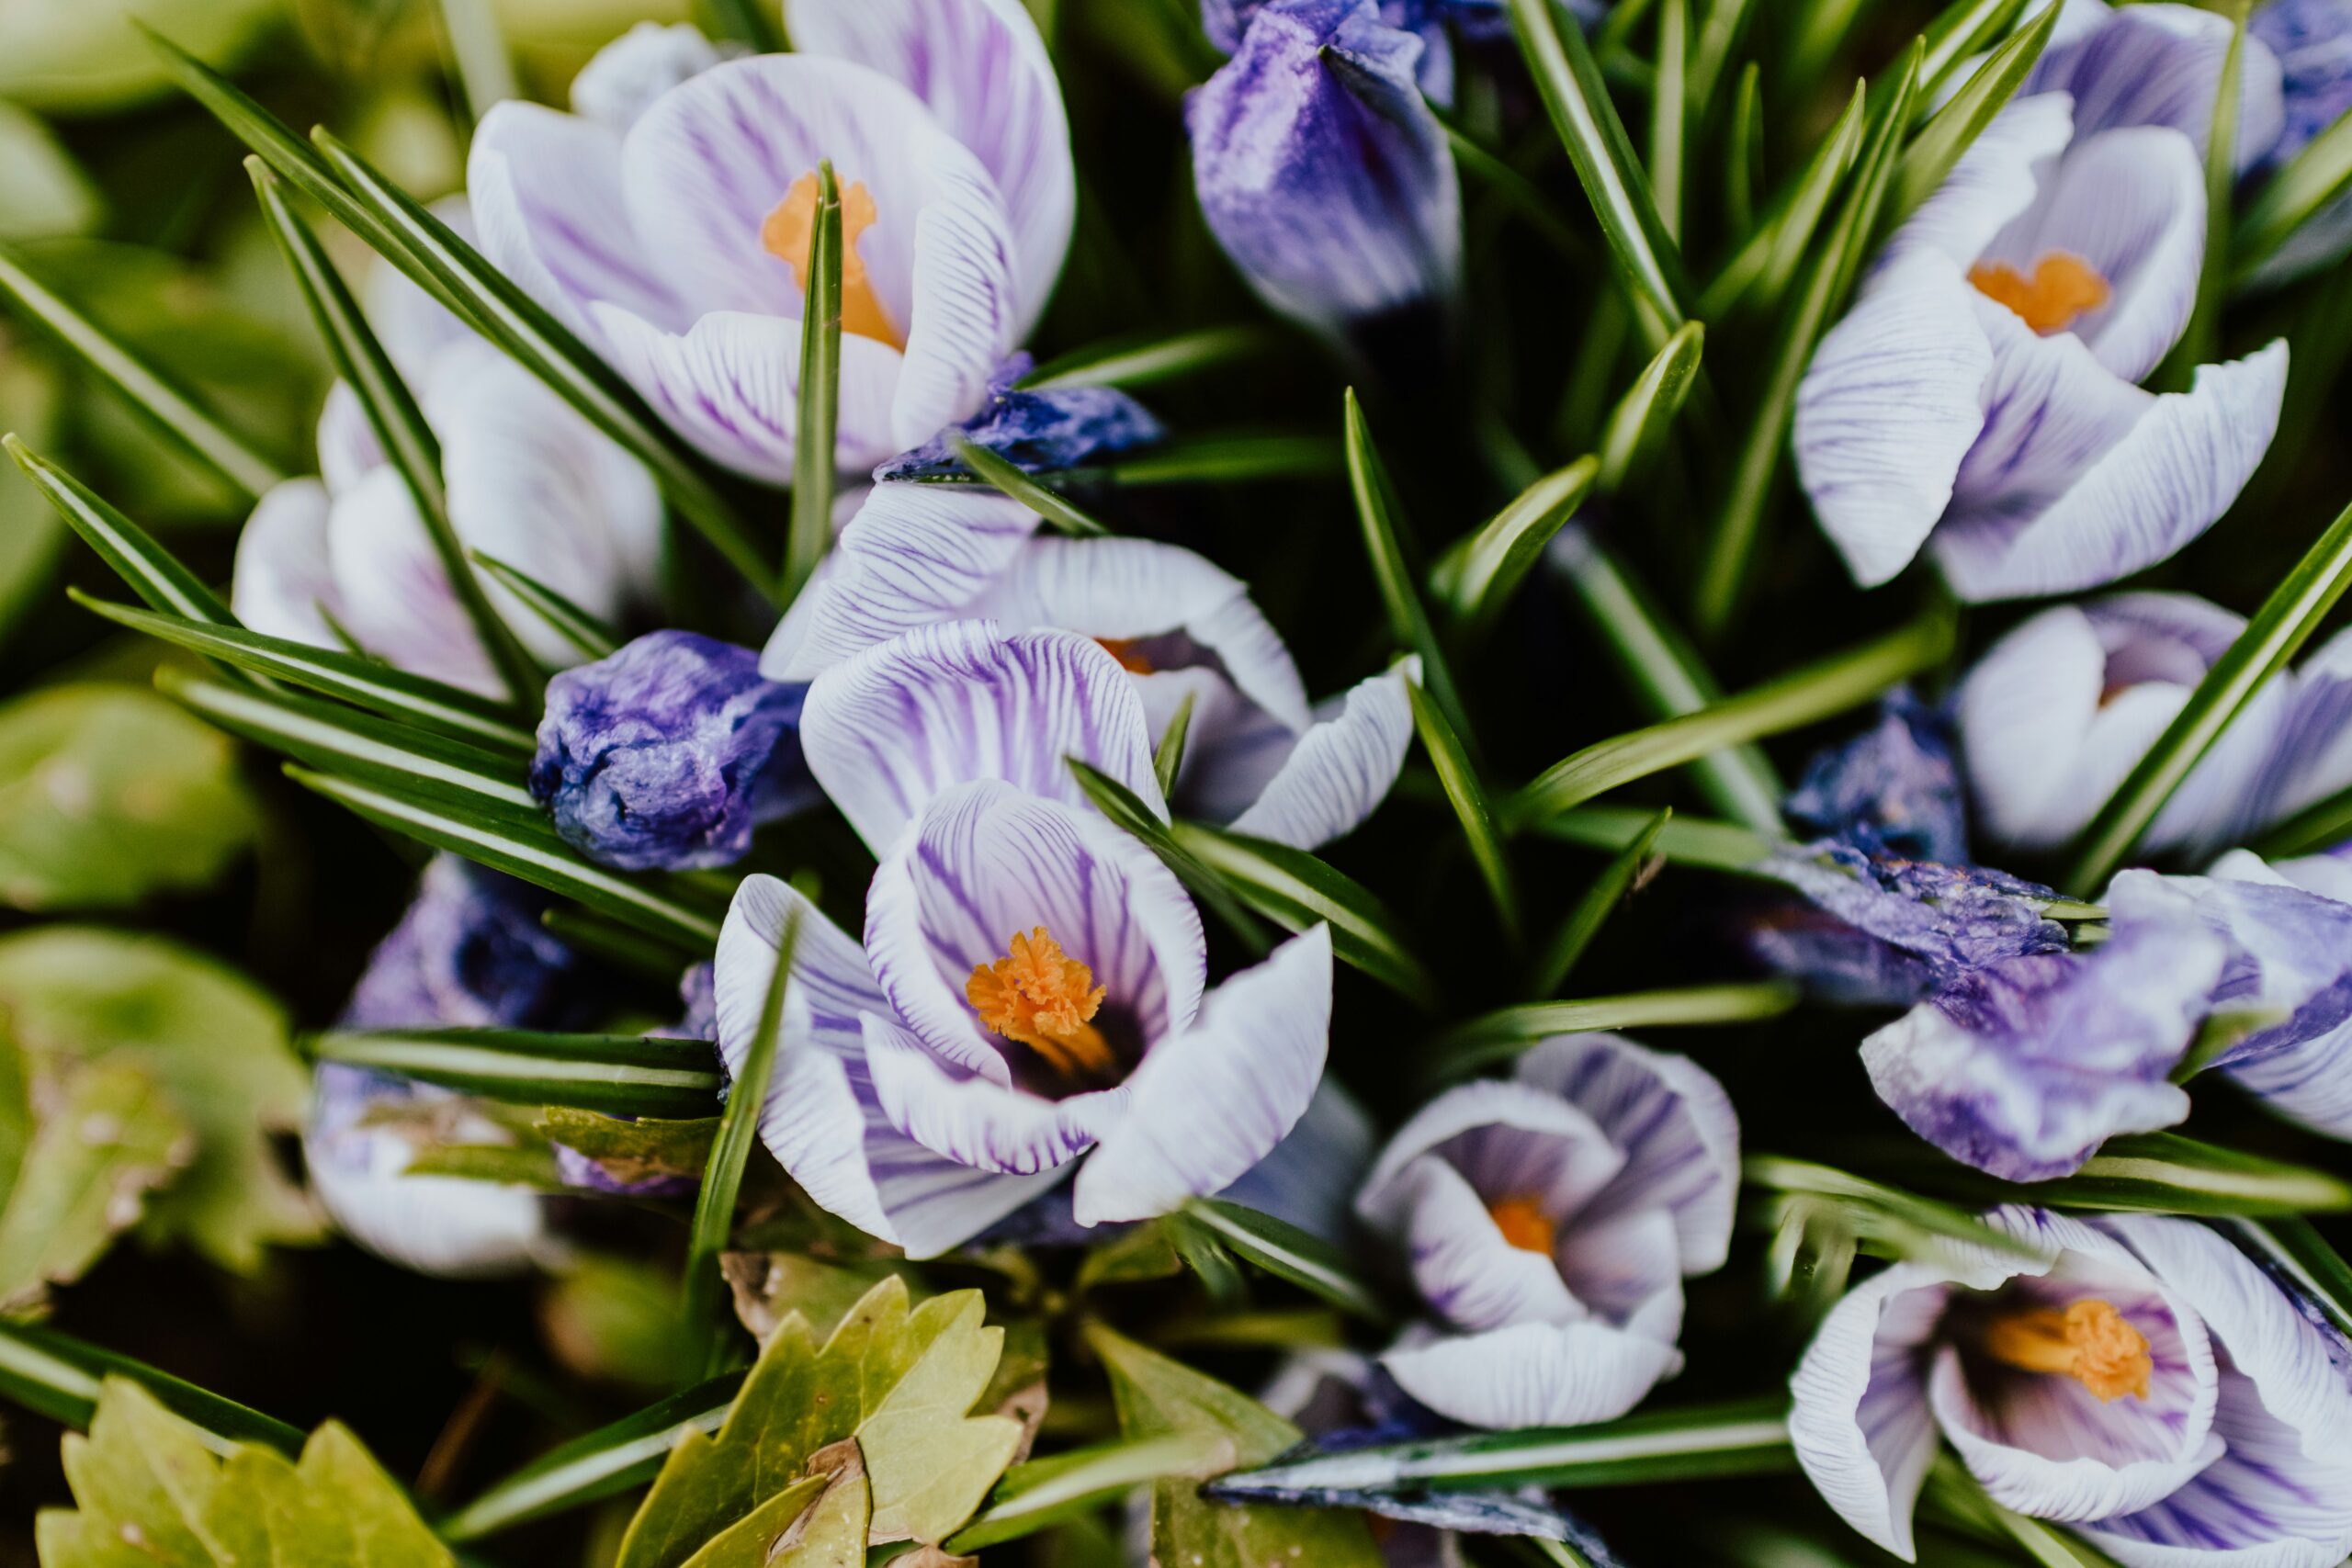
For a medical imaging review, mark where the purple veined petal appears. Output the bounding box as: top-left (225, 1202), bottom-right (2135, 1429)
top-left (787, 0), bottom-right (1074, 334)
top-left (862, 779), bottom-right (1206, 1084)
top-left (1513, 1033), bottom-right (1741, 1275)
top-left (1072, 922), bottom-right (1332, 1224)
top-left (1222, 660), bottom-right (1419, 851)
top-left (891, 159), bottom-right (1022, 450)
top-left (2224, 1018), bottom-right (2352, 1137)
top-left (364, 196), bottom-right (481, 382)
top-left (1886, 92), bottom-right (2075, 270)
top-left (2081, 1371), bottom-right (2352, 1568)
top-left (1975, 124), bottom-right (2205, 383)
top-left (862, 1012), bottom-right (1126, 1174)
top-left (1379, 1318), bottom-right (1685, 1431)
top-left (1381, 1151), bottom-right (1588, 1332)
top-left (2025, 1), bottom-right (2285, 175)
top-left (1935, 330), bottom-right (2289, 603)
top-left (1788, 1266), bottom-right (1962, 1561)
top-left (1185, 0), bottom-right (1463, 342)
top-left (1213, 1077), bottom-right (1375, 1244)
top-left (1793, 251), bottom-right (1994, 588)
top-left (2100, 1213), bottom-right (2352, 1461)
top-left (2156, 872), bottom-right (2352, 1067)
top-left (316, 380), bottom-right (384, 495)
top-left (467, 101), bottom-right (687, 345)
top-left (323, 467), bottom-right (502, 697)
top-left (570, 21), bottom-right (737, 131)
top-left (798, 619), bottom-right (1165, 852)
top-left (2242, 624), bottom-right (2352, 829)
top-left (232, 479), bottom-right (343, 650)
top-left (588, 301), bottom-right (905, 483)
top-left (1556, 1206), bottom-right (1686, 1335)
top-left (1356, 1077), bottom-right (1624, 1238)
top-left (970, 535), bottom-right (1314, 734)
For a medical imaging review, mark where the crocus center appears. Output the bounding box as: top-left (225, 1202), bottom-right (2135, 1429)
top-left (1967, 252), bottom-right (2111, 336)
top-left (966, 926), bottom-right (1115, 1082)
top-left (762, 172), bottom-right (902, 349)
top-left (1981, 1298), bottom-right (2154, 1402)
top-left (1096, 637), bottom-right (1156, 674)
top-left (1487, 1195), bottom-right (1556, 1256)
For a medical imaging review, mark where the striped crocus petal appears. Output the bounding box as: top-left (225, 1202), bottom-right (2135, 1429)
top-left (1379, 1316), bottom-right (1686, 1431)
top-left (231, 479), bottom-right (344, 651)
top-left (712, 874), bottom-right (1061, 1257)
top-left (2157, 871), bottom-right (2352, 1070)
top-left (1186, 0), bottom-right (1462, 344)
top-left (321, 467), bottom-right (503, 698)
top-left (569, 21), bottom-right (735, 132)
top-left (2024, 0), bottom-right (2285, 173)
top-left (798, 620), bottom-right (1165, 852)
top-left (2242, 624), bottom-right (2352, 829)
top-left (1215, 660), bottom-right (1418, 851)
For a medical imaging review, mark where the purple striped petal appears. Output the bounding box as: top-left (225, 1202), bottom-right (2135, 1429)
top-left (1885, 94), bottom-right (2075, 270)
top-left (1383, 1151), bottom-right (1588, 1331)
top-left (2160, 873), bottom-right (2352, 1069)
top-left (1357, 1079), bottom-right (1623, 1238)
top-left (1221, 660), bottom-right (1417, 850)
top-left (322, 467), bottom-right (502, 698)
top-left (1071, 922), bottom-right (1331, 1224)
top-left (1214, 1078), bottom-right (1375, 1243)
top-left (570, 21), bottom-right (735, 131)
top-left (2225, 1020), bottom-right (2352, 1137)
top-left (2026, 1), bottom-right (2285, 174)
top-left (2243, 625), bottom-right (2352, 828)
top-left (787, 0), bottom-right (1074, 332)
top-left (1379, 1318), bottom-right (1685, 1431)
top-left (232, 479), bottom-right (342, 650)
top-left (798, 620), bottom-right (1165, 851)
top-left (862, 1012), bottom-right (1125, 1173)
top-left (892, 158), bottom-right (1022, 449)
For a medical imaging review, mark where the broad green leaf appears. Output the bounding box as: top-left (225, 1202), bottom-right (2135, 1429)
top-left (1408, 680), bottom-right (1519, 940)
top-left (1510, 596), bottom-right (1954, 829)
top-left (721, 1252), bottom-right (902, 1345)
top-left (617, 1277), bottom-right (1023, 1564)
top-left (35, 1378), bottom-right (452, 1567)
top-left (1530, 806), bottom-right (1669, 996)
top-left (0, 684), bottom-right (254, 911)
top-left (1086, 1324), bottom-right (1385, 1568)
top-left (538, 1108), bottom-right (716, 1188)
top-left (440, 1374), bottom-right (746, 1540)
top-left (0, 928), bottom-right (316, 1270)
top-left (544, 1253), bottom-right (704, 1394)
top-left (1343, 389), bottom-right (1470, 742)
top-left (786, 163), bottom-right (843, 601)
top-left (0, 1319), bottom-right (301, 1454)
top-left (311, 1029), bottom-right (722, 1119)
top-left (1180, 1199), bottom-right (1392, 1324)
top-left (1429, 982), bottom-right (1799, 1078)
top-left (1890, 0), bottom-right (2061, 231)
top-left (950, 432), bottom-right (1113, 536)
top-left (1430, 457), bottom-right (1598, 636)
top-left (1021, 325), bottom-right (1268, 389)
top-left (2068, 492), bottom-right (2352, 889)
top-left (0, 1058), bottom-right (189, 1312)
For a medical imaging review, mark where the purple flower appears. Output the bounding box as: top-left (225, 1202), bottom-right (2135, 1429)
top-left (711, 621), bottom-right (1335, 1258)
top-left (530, 630), bottom-right (813, 872)
top-left (1792, 1207), bottom-right (2352, 1568)
top-left (1186, 0), bottom-right (1463, 349)
top-left (2249, 0), bottom-right (2352, 282)
top-left (1354, 1033), bottom-right (1739, 1428)
top-left (468, 0), bottom-right (1073, 482)
top-left (874, 353), bottom-right (1164, 480)
top-left (338, 853), bottom-right (595, 1032)
top-left (1794, 31), bottom-right (2288, 601)
top-left (1786, 690), bottom-right (1971, 865)
top-left (1202, 0), bottom-right (1509, 102)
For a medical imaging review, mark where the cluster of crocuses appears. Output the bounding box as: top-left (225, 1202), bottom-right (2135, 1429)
top-left (238, 0), bottom-right (2352, 1564)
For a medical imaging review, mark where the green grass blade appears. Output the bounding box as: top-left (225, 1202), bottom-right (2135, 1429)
top-left (1688, 0), bottom-right (1758, 111)
top-left (8, 437), bottom-right (239, 626)
top-left (1534, 803), bottom-right (1780, 873)
top-left (1098, 431), bottom-right (1340, 486)
top-left (470, 550), bottom-right (621, 661)
top-left (786, 162), bottom-right (842, 601)
top-left (1069, 759), bottom-right (1274, 956)
top-left (0, 243), bottom-right (283, 501)
top-left (311, 1028), bottom-right (721, 1118)
top-left (1891, 0), bottom-right (2062, 231)
top-left (2223, 1217), bottom-right (2352, 1338)
top-left (1506, 0), bottom-right (1690, 340)
top-left (1726, 63), bottom-right (1763, 239)
top-left (1648, 0), bottom-right (1689, 242)
top-left (0, 1321), bottom-right (305, 1456)
top-left (1020, 325), bottom-right (1268, 390)
top-left (1597, 321), bottom-right (1703, 491)
top-left (1700, 81), bottom-right (1866, 321)
top-left (1510, 594), bottom-right (1951, 831)
top-left (1429, 982), bottom-right (1799, 1078)
top-left (2068, 493), bottom-right (2352, 889)
top-left (1154, 690), bottom-right (1196, 801)
top-left (1917, 0), bottom-right (2030, 102)
top-left (1181, 1198), bottom-right (1393, 1324)
top-left (1431, 457), bottom-right (1597, 638)
top-left (439, 1373), bottom-right (743, 1539)
top-left (1343, 389), bottom-right (1471, 743)
top-left (2154, 4), bottom-right (2246, 391)
top-left (1530, 806), bottom-right (1668, 996)
top-left (944, 1435), bottom-right (1227, 1553)
top-left (1408, 681), bottom-right (1519, 942)
top-left (437, 0), bottom-right (517, 121)
top-left (2236, 102), bottom-right (2352, 283)
top-left (949, 431), bottom-right (1113, 536)
top-left (2030, 1134), bottom-right (2352, 1216)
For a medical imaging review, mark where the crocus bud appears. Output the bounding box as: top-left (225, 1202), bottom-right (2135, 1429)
top-left (531, 631), bottom-right (813, 872)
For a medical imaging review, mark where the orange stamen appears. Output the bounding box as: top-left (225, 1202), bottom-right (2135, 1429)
top-left (762, 173), bottom-right (901, 349)
top-left (1487, 1195), bottom-right (1557, 1256)
top-left (1982, 1298), bottom-right (2154, 1402)
top-left (966, 926), bottom-right (1114, 1081)
top-left (1968, 252), bottom-right (2111, 336)
top-left (1096, 638), bottom-right (1156, 674)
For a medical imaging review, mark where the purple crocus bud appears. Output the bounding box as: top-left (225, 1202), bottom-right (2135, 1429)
top-left (531, 630), bottom-right (814, 873)
top-left (1792, 1206), bottom-right (2352, 1568)
top-left (1786, 689), bottom-right (1971, 865)
top-left (1202, 0), bottom-right (1494, 100)
top-left (1187, 0), bottom-right (1463, 352)
top-left (1353, 1033), bottom-right (1738, 1429)
top-left (873, 354), bottom-right (1164, 480)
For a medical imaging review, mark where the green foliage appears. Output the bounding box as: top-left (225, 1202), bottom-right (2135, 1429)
top-left (0, 1054), bottom-right (189, 1312)
top-left (537, 1107), bottom-right (716, 1187)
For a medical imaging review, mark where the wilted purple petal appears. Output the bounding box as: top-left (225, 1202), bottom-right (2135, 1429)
top-left (342, 854), bottom-right (597, 1032)
top-left (876, 353), bottom-right (1164, 479)
top-left (1786, 689), bottom-right (1971, 865)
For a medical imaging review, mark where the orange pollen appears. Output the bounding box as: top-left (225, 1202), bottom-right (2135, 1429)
top-left (1968, 251), bottom-right (2111, 336)
top-left (762, 172), bottom-right (901, 349)
top-left (965, 926), bottom-right (1114, 1081)
top-left (1982, 1298), bottom-right (2154, 1402)
top-left (1096, 637), bottom-right (1156, 674)
top-left (1487, 1195), bottom-right (1557, 1256)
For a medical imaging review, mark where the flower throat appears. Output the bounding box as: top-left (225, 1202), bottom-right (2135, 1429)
top-left (763, 171), bottom-right (903, 349)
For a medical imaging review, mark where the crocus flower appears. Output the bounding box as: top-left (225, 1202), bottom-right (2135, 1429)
top-left (1187, 0), bottom-right (1463, 351)
top-left (710, 620), bottom-right (1335, 1258)
top-left (1201, 0), bottom-right (1510, 103)
top-left (232, 204), bottom-right (663, 700)
top-left (1354, 1032), bottom-right (1738, 1428)
top-left (530, 629), bottom-right (814, 872)
top-left (2246, 0), bottom-right (2352, 285)
top-left (1794, 59), bottom-right (2288, 600)
top-left (873, 352), bottom-right (1165, 481)
top-left (767, 484), bottom-right (1418, 851)
top-left (308, 855), bottom-right (597, 1276)
top-left (1792, 1206), bottom-right (2352, 1568)
top-left (468, 0), bottom-right (1073, 483)
top-left (1785, 688), bottom-right (1973, 864)
top-left (1960, 594), bottom-right (2352, 854)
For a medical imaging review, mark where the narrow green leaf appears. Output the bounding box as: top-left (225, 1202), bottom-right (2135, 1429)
top-left (1746, 1156), bottom-right (2049, 1261)
top-left (0, 243), bottom-right (282, 501)
top-left (1505, 0), bottom-right (1690, 338)
top-left (1510, 596), bottom-right (1953, 830)
top-left (1408, 681), bottom-right (1519, 942)
top-left (1163, 1210), bottom-right (1247, 1305)
top-left (1343, 389), bottom-right (1470, 742)
top-left (2154, 3), bottom-right (2246, 391)
top-left (1443, 122), bottom-right (1590, 258)
top-left (543, 905), bottom-right (694, 982)
top-left (2223, 1217), bottom-right (2352, 1338)
top-left (1916, 0), bottom-right (2030, 102)
top-left (286, 766), bottom-right (723, 948)
top-left (1530, 807), bottom-right (1668, 996)
top-left (944, 1434), bottom-right (1227, 1553)
top-left (1534, 803), bottom-right (1781, 873)
top-left (436, 0), bottom-right (517, 122)
top-left (1212, 1398), bottom-right (1793, 1497)
top-left (471, 550), bottom-right (620, 660)
top-left (2237, 102), bottom-right (2352, 282)
top-left (1596, 322), bottom-right (1703, 493)
top-left (1699, 82), bottom-right (1866, 321)
top-left (1891, 0), bottom-right (2062, 231)
top-left (2067, 494), bottom-right (2352, 889)
top-left (72, 592), bottom-right (536, 757)
top-left (1154, 690), bottom-right (1196, 801)
top-left (2028, 1134), bottom-right (2352, 1216)
top-left (950, 432), bottom-right (1113, 536)
top-left (1695, 44), bottom-right (1921, 634)
top-left (1726, 63), bottom-right (1762, 240)
top-left (1431, 457), bottom-right (1598, 638)
top-left (786, 162), bottom-right (842, 602)
top-left (1181, 1199), bottom-right (1392, 1325)
top-left (440, 1374), bottom-right (744, 1540)
top-left (249, 158), bottom-right (544, 709)
top-left (1092, 431), bottom-right (1341, 487)
top-left (1170, 819), bottom-right (1441, 1010)
top-left (0, 1318), bottom-right (302, 1455)
top-left (1068, 758), bottom-right (1274, 955)
top-left (1429, 982), bottom-right (1799, 1077)
top-left (8, 437), bottom-right (236, 627)
top-left (1928, 1454), bottom-right (2128, 1568)
top-left (1648, 0), bottom-right (1688, 242)
top-left (1021, 326), bottom-right (1267, 390)
top-left (1688, 0), bottom-right (1758, 112)
top-left (311, 1028), bottom-right (721, 1119)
